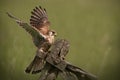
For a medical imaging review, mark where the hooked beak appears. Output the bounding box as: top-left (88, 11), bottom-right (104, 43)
top-left (54, 32), bottom-right (57, 37)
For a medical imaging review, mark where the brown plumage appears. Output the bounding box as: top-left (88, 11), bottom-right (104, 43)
top-left (30, 6), bottom-right (50, 34)
top-left (25, 6), bottom-right (57, 74)
top-left (7, 6), bottom-right (57, 74)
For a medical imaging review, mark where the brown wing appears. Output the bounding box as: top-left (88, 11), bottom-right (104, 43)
top-left (7, 12), bottom-right (46, 47)
top-left (30, 6), bottom-right (50, 33)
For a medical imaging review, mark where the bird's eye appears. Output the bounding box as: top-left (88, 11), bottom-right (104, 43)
top-left (52, 32), bottom-right (55, 34)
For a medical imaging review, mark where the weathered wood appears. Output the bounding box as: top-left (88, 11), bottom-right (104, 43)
top-left (38, 39), bottom-right (97, 80)
top-left (46, 55), bottom-right (67, 71)
top-left (38, 39), bottom-right (69, 80)
top-left (46, 39), bottom-right (69, 71)
top-left (59, 70), bottom-right (78, 80)
top-left (66, 62), bottom-right (97, 80)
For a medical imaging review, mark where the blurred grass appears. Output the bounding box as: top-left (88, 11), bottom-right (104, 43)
top-left (0, 0), bottom-right (120, 80)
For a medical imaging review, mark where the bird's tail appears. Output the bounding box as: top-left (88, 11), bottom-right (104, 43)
top-left (25, 56), bottom-right (44, 74)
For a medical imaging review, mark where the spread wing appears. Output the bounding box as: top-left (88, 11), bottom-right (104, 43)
top-left (7, 12), bottom-right (45, 47)
top-left (30, 6), bottom-right (50, 35)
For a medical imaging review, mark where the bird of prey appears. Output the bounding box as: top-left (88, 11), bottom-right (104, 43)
top-left (7, 6), bottom-right (97, 80)
top-left (7, 6), bottom-right (57, 74)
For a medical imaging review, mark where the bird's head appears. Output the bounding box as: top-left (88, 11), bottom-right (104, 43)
top-left (46, 30), bottom-right (57, 44)
top-left (49, 30), bottom-right (57, 37)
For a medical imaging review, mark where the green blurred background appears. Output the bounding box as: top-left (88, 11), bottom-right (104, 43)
top-left (0, 0), bottom-right (120, 80)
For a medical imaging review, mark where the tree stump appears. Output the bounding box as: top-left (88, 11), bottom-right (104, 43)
top-left (36, 39), bottom-right (97, 80)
